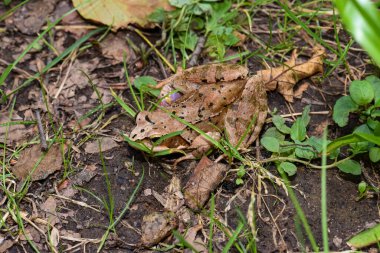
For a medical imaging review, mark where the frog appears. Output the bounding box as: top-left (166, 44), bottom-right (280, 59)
top-left (129, 47), bottom-right (325, 161)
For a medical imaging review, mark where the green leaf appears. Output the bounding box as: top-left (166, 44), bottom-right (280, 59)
top-left (272, 115), bottom-right (291, 134)
top-left (262, 127), bottom-right (285, 141)
top-left (369, 147), bottom-right (380, 162)
top-left (290, 118), bottom-right (306, 142)
top-left (366, 75), bottom-right (380, 104)
top-left (301, 105), bottom-right (311, 126)
top-left (133, 76), bottom-right (160, 97)
top-left (349, 80), bottom-right (375, 106)
top-left (337, 159), bottom-right (362, 175)
top-left (295, 140), bottom-right (316, 160)
top-left (235, 178), bottom-right (244, 185)
top-left (326, 133), bottom-right (361, 153)
top-left (333, 96), bottom-right (359, 127)
top-left (358, 181), bottom-right (367, 194)
top-left (351, 124), bottom-right (374, 152)
top-left (237, 165), bottom-right (246, 177)
top-left (278, 140), bottom-right (296, 154)
top-left (348, 223), bottom-right (380, 249)
top-left (334, 0), bottom-right (380, 66)
top-left (279, 162), bottom-right (297, 176)
top-left (169, 0), bottom-right (192, 8)
top-left (261, 137), bottom-right (280, 153)
top-left (354, 132), bottom-right (380, 146)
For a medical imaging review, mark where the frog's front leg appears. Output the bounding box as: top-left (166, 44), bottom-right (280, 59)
top-left (224, 75), bottom-right (268, 148)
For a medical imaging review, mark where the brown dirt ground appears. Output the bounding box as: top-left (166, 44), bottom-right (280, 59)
top-left (1, 0), bottom-right (380, 252)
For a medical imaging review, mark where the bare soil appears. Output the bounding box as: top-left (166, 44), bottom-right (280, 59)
top-left (1, 0), bottom-right (379, 252)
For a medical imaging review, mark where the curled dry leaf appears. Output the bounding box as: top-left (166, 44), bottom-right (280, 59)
top-left (184, 156), bottom-right (228, 211)
top-left (72, 0), bottom-right (172, 30)
top-left (12, 144), bottom-right (63, 181)
top-left (129, 47), bottom-right (324, 159)
top-left (141, 211), bottom-right (177, 247)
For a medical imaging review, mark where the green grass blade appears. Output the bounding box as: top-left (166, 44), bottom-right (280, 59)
top-left (0, 7), bottom-right (82, 87)
top-left (97, 168), bottom-right (145, 252)
top-left (277, 0), bottom-right (337, 55)
top-left (153, 131), bottom-right (184, 146)
top-left (110, 88), bottom-right (136, 118)
top-left (7, 27), bottom-right (106, 98)
top-left (278, 168), bottom-right (319, 252)
top-left (0, 0), bottom-right (29, 22)
top-left (123, 135), bottom-right (152, 154)
top-left (321, 129), bottom-right (329, 252)
top-left (334, 0), bottom-right (380, 66)
top-left (222, 222), bottom-right (244, 253)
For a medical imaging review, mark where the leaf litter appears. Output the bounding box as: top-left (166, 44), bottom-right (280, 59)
top-left (1, 0), bottom-right (377, 251)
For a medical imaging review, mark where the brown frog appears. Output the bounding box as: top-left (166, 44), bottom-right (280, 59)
top-left (129, 47), bottom-right (324, 160)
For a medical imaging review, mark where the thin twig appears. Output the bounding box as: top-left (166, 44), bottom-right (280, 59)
top-left (35, 109), bottom-right (48, 151)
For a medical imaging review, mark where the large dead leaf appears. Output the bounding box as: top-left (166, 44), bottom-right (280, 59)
top-left (12, 144), bottom-right (63, 181)
top-left (72, 0), bottom-right (172, 30)
top-left (184, 156), bottom-right (228, 210)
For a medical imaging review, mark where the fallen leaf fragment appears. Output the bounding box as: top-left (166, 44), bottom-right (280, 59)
top-left (184, 156), bottom-right (228, 210)
top-left (84, 137), bottom-right (119, 154)
top-left (72, 0), bottom-right (173, 30)
top-left (12, 144), bottom-right (63, 181)
top-left (0, 239), bottom-right (14, 253)
top-left (184, 224), bottom-right (207, 253)
top-left (141, 211), bottom-right (177, 247)
top-left (0, 115), bottom-right (33, 145)
top-left (258, 46), bottom-right (325, 102)
top-left (100, 33), bottom-right (135, 62)
top-left (41, 196), bottom-right (58, 226)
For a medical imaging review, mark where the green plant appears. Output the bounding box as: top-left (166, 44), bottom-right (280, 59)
top-left (332, 75), bottom-right (380, 163)
top-left (334, 0), bottom-right (380, 66)
top-left (149, 0), bottom-right (247, 62)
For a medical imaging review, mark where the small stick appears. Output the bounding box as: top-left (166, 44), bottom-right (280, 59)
top-left (188, 36), bottom-right (206, 67)
top-left (35, 109), bottom-right (48, 151)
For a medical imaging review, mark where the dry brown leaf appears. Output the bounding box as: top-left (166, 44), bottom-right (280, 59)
top-left (141, 211), bottom-right (177, 247)
top-left (183, 225), bottom-right (207, 253)
top-left (41, 196), bottom-right (58, 226)
top-left (294, 82), bottom-right (310, 99)
top-left (84, 137), bottom-right (119, 154)
top-left (258, 46), bottom-right (324, 102)
top-left (72, 0), bottom-right (172, 30)
top-left (12, 144), bottom-right (63, 181)
top-left (184, 156), bottom-right (228, 210)
top-left (0, 239), bottom-right (14, 253)
top-left (100, 33), bottom-right (135, 63)
top-left (0, 115), bottom-right (33, 145)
